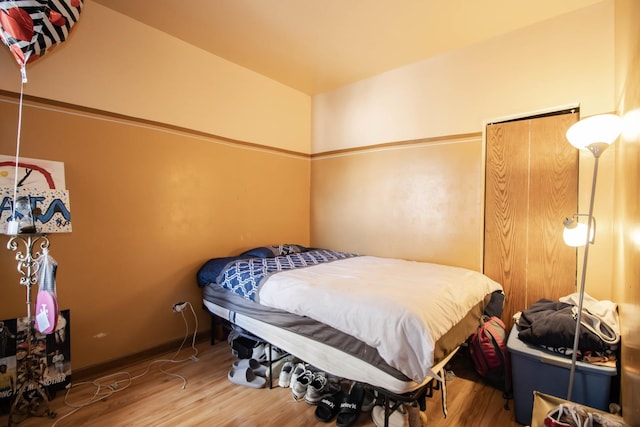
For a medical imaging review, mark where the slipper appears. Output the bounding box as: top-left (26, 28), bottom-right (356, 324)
top-left (227, 367), bottom-right (266, 389)
top-left (371, 404), bottom-right (409, 427)
top-left (232, 358), bottom-right (267, 377)
top-left (336, 382), bottom-right (365, 427)
top-left (314, 390), bottom-right (343, 422)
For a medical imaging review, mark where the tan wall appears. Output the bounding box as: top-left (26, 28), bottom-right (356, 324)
top-left (0, 1), bottom-right (311, 154)
top-left (311, 1), bottom-right (640, 421)
top-left (311, 135), bottom-right (483, 270)
top-left (0, 95), bottom-right (310, 370)
top-left (613, 0), bottom-right (640, 423)
top-left (311, 2), bottom-right (617, 285)
top-left (0, 1), bottom-right (312, 370)
top-left (312, 1), bottom-right (615, 154)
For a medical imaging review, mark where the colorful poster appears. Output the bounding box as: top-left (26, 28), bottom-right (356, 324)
top-left (0, 156), bottom-right (66, 190)
top-left (0, 155), bottom-right (71, 233)
top-left (0, 188), bottom-right (72, 233)
top-left (0, 310), bottom-right (71, 402)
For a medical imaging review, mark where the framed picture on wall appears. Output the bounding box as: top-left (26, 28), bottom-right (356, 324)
top-left (0, 155), bottom-right (71, 233)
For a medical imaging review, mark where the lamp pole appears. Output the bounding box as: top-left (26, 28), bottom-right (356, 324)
top-left (566, 143), bottom-right (606, 401)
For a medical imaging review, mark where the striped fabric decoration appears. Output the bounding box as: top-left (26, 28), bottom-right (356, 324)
top-left (0, 0), bottom-right (84, 66)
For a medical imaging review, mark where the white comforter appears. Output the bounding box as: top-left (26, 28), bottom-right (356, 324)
top-left (257, 256), bottom-right (502, 383)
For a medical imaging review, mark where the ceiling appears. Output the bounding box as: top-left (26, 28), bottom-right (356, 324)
top-left (93, 0), bottom-right (603, 95)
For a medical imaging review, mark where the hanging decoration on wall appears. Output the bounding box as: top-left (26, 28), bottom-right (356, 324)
top-left (0, 3), bottom-right (81, 423)
top-left (0, 1), bottom-right (82, 234)
top-left (0, 0), bottom-right (84, 81)
top-left (0, 155), bottom-right (72, 233)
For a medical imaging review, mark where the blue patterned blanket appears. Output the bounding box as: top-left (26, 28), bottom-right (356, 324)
top-left (215, 249), bottom-right (357, 301)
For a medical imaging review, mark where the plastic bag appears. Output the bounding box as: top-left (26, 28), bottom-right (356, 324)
top-left (544, 403), bottom-right (626, 427)
top-left (34, 248), bottom-right (58, 334)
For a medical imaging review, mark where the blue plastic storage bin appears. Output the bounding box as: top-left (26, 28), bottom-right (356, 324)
top-left (506, 325), bottom-right (617, 425)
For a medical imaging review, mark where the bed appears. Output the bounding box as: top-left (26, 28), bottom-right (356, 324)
top-left (197, 245), bottom-right (503, 420)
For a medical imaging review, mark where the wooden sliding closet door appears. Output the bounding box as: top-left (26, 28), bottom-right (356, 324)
top-left (484, 112), bottom-right (579, 330)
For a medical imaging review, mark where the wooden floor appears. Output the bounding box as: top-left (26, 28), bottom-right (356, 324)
top-left (0, 339), bottom-right (524, 427)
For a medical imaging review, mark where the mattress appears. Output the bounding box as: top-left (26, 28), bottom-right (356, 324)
top-left (198, 248), bottom-right (503, 393)
top-left (256, 255), bottom-right (501, 382)
top-left (202, 285), bottom-right (492, 394)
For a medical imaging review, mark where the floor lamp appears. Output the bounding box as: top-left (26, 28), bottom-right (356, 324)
top-left (563, 113), bottom-right (622, 401)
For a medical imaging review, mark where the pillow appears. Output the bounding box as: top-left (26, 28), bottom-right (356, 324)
top-left (196, 255), bottom-right (255, 287)
top-left (240, 244), bottom-right (308, 258)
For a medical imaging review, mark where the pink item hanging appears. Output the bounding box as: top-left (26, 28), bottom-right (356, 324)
top-left (34, 248), bottom-right (58, 334)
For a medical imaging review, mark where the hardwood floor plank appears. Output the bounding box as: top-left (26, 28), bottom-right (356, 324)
top-left (0, 339), bottom-right (524, 426)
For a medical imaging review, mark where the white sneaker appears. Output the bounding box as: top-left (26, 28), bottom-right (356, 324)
top-left (270, 346), bottom-right (288, 361)
top-left (291, 370), bottom-right (313, 401)
top-left (251, 343), bottom-right (266, 360)
top-left (253, 344), bottom-right (288, 362)
top-left (265, 355), bottom-right (294, 380)
top-left (278, 361), bottom-right (294, 387)
top-left (304, 372), bottom-right (328, 404)
top-left (289, 363), bottom-right (307, 388)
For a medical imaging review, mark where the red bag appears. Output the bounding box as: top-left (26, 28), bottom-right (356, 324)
top-left (469, 316), bottom-right (512, 401)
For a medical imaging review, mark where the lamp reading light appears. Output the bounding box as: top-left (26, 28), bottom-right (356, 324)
top-left (565, 113), bottom-right (621, 402)
top-left (563, 215), bottom-right (595, 247)
top-left (565, 113), bottom-right (622, 157)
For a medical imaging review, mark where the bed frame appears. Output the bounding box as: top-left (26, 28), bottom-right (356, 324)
top-left (197, 248), bottom-right (503, 426)
top-left (202, 298), bottom-right (460, 427)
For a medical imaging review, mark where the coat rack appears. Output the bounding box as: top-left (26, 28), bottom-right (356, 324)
top-left (6, 233), bottom-right (56, 425)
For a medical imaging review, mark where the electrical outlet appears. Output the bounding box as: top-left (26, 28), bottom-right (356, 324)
top-left (172, 302), bottom-right (187, 313)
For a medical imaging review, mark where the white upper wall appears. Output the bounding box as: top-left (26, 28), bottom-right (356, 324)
top-left (0, 1), bottom-right (614, 156)
top-left (312, 1), bottom-right (615, 153)
top-left (0, 1), bottom-right (311, 154)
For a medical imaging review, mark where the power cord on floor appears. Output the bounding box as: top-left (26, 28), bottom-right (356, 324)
top-left (51, 301), bottom-right (199, 426)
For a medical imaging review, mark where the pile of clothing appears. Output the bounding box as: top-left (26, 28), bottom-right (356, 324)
top-left (515, 293), bottom-right (620, 362)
